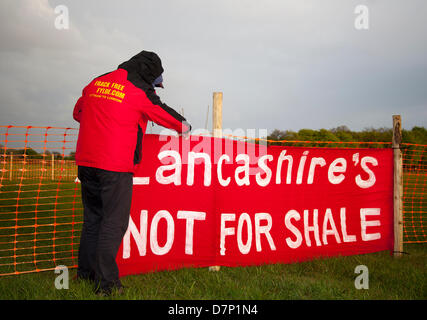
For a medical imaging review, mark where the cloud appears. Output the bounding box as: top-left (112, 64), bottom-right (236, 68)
top-left (0, 0), bottom-right (83, 52)
top-left (0, 0), bottom-right (426, 132)
top-left (0, 0), bottom-right (146, 127)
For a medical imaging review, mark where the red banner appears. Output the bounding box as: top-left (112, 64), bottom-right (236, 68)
top-left (116, 134), bottom-right (394, 277)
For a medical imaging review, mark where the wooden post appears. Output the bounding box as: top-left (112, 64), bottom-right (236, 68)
top-left (392, 115), bottom-right (403, 257)
top-left (210, 92), bottom-right (223, 272)
top-left (212, 92), bottom-right (223, 138)
top-left (51, 153), bottom-right (55, 180)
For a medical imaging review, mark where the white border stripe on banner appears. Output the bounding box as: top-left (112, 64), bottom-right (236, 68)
top-left (133, 177), bottom-right (150, 185)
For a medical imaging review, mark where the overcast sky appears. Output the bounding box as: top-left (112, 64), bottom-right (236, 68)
top-left (0, 0), bottom-right (426, 135)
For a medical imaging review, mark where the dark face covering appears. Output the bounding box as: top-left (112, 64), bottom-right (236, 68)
top-left (152, 74), bottom-right (164, 88)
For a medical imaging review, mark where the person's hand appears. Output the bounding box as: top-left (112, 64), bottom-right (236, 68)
top-left (179, 131), bottom-right (190, 140)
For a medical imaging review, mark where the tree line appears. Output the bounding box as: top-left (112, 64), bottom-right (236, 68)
top-left (0, 146), bottom-right (75, 160)
top-left (266, 125), bottom-right (427, 145)
top-left (265, 126), bottom-right (426, 172)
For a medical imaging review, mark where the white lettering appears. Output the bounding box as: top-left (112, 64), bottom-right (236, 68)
top-left (156, 151), bottom-right (181, 185)
top-left (254, 213), bottom-right (276, 251)
top-left (177, 211), bottom-right (206, 255)
top-left (276, 150), bottom-right (293, 184)
top-left (360, 208), bottom-right (381, 241)
top-left (284, 210), bottom-right (303, 249)
top-left (235, 154), bottom-right (250, 186)
top-left (217, 154), bottom-right (231, 186)
top-left (340, 208), bottom-right (356, 242)
top-left (356, 157), bottom-right (378, 188)
top-left (296, 151), bottom-right (309, 184)
top-left (220, 214), bottom-right (236, 255)
top-left (322, 208), bottom-right (341, 245)
top-left (54, 5), bottom-right (69, 30)
top-left (256, 155), bottom-right (273, 187)
top-left (304, 209), bottom-right (321, 247)
top-left (307, 157), bottom-right (326, 184)
top-left (328, 158), bottom-right (347, 184)
top-left (237, 213), bottom-right (252, 254)
top-left (187, 152), bottom-right (211, 186)
top-left (150, 210), bottom-right (175, 255)
top-left (123, 210), bottom-right (148, 258)
top-left (354, 5), bottom-right (369, 30)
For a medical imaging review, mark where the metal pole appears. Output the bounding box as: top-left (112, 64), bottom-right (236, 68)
top-left (205, 105), bottom-right (210, 131)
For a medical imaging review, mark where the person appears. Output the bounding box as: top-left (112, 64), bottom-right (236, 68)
top-left (72, 50), bottom-right (191, 295)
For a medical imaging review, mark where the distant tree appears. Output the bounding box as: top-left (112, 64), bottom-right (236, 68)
top-left (52, 151), bottom-right (64, 160)
top-left (268, 129), bottom-right (296, 141)
top-left (297, 129), bottom-right (317, 141)
top-left (267, 129), bottom-right (299, 146)
top-left (331, 125), bottom-right (351, 133)
top-left (64, 152), bottom-right (76, 160)
top-left (317, 129), bottom-right (339, 142)
top-left (332, 129), bottom-right (353, 142)
top-left (403, 126), bottom-right (427, 144)
top-left (11, 148), bottom-right (42, 159)
top-left (25, 148), bottom-right (40, 157)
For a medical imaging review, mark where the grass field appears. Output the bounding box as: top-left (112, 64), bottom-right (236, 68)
top-left (0, 244), bottom-right (425, 300)
top-left (0, 179), bottom-right (82, 275)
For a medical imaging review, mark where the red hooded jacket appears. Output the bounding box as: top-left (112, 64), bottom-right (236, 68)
top-left (73, 51), bottom-right (191, 173)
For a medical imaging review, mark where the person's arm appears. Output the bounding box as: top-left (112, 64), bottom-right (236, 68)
top-left (142, 89), bottom-right (191, 134)
top-left (73, 86), bottom-right (89, 123)
top-left (73, 96), bottom-right (84, 123)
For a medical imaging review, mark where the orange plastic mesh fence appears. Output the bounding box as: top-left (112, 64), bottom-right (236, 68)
top-left (0, 126), bottom-right (425, 276)
top-left (401, 143), bottom-right (427, 243)
top-left (0, 126), bottom-right (81, 276)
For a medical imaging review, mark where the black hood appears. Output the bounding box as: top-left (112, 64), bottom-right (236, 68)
top-left (118, 51), bottom-right (164, 90)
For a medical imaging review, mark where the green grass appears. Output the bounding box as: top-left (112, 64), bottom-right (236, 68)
top-left (0, 244), bottom-right (425, 300)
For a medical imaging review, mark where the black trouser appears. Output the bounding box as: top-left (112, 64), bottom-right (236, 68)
top-left (77, 166), bottom-right (133, 292)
